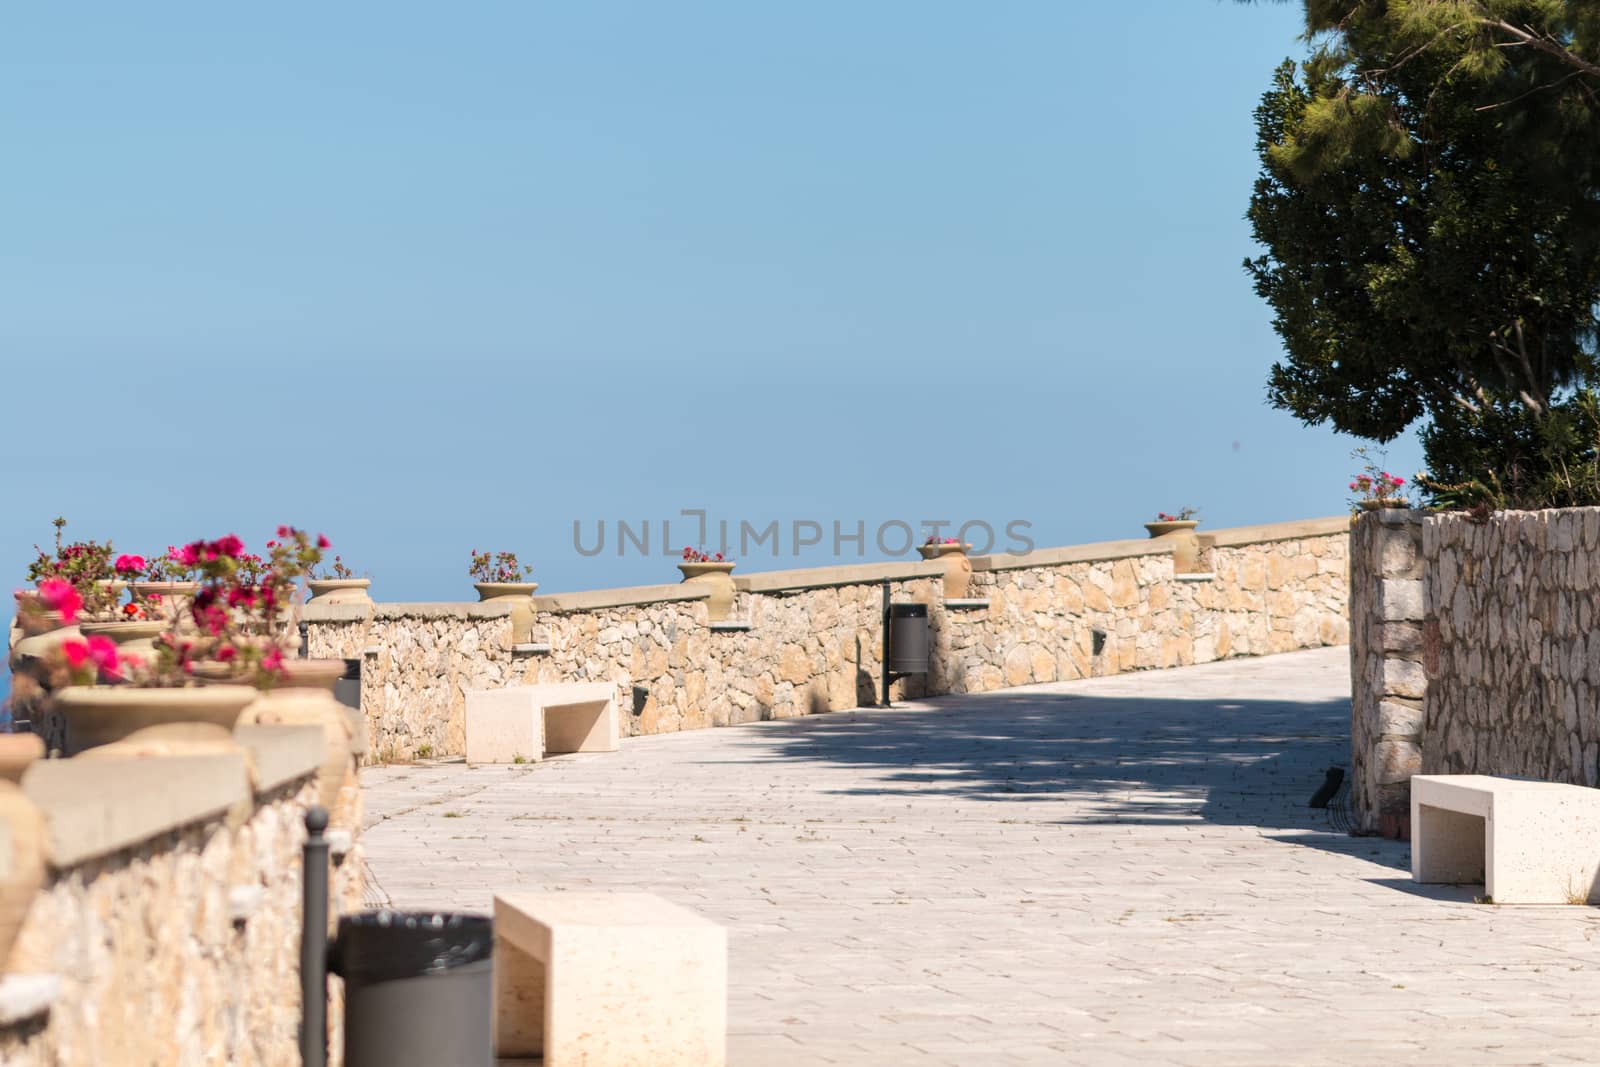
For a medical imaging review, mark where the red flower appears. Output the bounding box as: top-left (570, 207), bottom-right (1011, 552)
top-left (37, 578), bottom-right (82, 624)
top-left (61, 639), bottom-right (90, 669)
top-left (216, 645), bottom-right (238, 663)
top-left (317, 534), bottom-right (331, 549)
top-left (277, 525), bottom-right (291, 538)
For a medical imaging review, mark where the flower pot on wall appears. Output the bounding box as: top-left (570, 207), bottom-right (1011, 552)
top-left (79, 619), bottom-right (168, 661)
top-left (677, 562), bottom-right (736, 622)
top-left (1357, 500), bottom-right (1411, 511)
top-left (49, 684), bottom-right (258, 756)
top-left (1143, 520), bottom-right (1199, 538)
top-left (9, 618), bottom-right (82, 677)
top-left (240, 659), bottom-right (360, 827)
top-left (474, 581), bottom-right (538, 644)
top-left (307, 579), bottom-right (373, 605)
top-left (917, 543), bottom-right (973, 599)
top-left (131, 582), bottom-right (200, 628)
top-left (1144, 521), bottom-right (1202, 574)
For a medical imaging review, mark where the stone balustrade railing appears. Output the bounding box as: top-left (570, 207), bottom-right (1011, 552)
top-left (306, 517), bottom-right (1351, 760)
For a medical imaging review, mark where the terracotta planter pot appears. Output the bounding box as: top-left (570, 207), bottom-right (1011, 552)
top-left (78, 619), bottom-right (168, 661)
top-left (9, 620), bottom-right (82, 675)
top-left (473, 581), bottom-right (539, 600)
top-left (131, 581), bottom-right (200, 629)
top-left (0, 781), bottom-right (45, 972)
top-left (241, 659), bottom-right (360, 827)
top-left (307, 578), bottom-right (373, 605)
top-left (677, 562), bottom-right (736, 622)
top-left (1143, 520), bottom-right (1199, 538)
top-left (49, 684), bottom-right (258, 756)
top-left (14, 610), bottom-right (68, 640)
top-left (917, 543), bottom-right (973, 599)
top-left (475, 581), bottom-right (538, 642)
top-left (1144, 521), bottom-right (1203, 574)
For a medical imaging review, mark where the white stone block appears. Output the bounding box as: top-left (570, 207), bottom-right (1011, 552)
top-left (465, 688), bottom-right (544, 765)
top-left (1412, 774), bottom-right (1600, 904)
top-left (466, 683), bottom-right (619, 764)
top-left (493, 891), bottom-right (727, 1066)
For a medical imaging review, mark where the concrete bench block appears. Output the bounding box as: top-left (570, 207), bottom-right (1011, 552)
top-left (465, 683), bottom-right (618, 764)
top-left (1412, 774), bottom-right (1600, 903)
top-left (493, 891), bottom-right (726, 1066)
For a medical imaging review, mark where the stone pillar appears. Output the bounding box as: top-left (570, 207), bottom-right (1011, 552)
top-left (1349, 509), bottom-right (1427, 838)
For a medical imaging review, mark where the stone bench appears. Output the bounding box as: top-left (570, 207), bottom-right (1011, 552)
top-left (492, 892), bottom-right (726, 1066)
top-left (465, 683), bottom-right (617, 764)
top-left (1411, 774), bottom-right (1600, 903)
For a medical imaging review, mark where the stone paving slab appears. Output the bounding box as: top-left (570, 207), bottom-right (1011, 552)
top-left (362, 648), bottom-right (1600, 1066)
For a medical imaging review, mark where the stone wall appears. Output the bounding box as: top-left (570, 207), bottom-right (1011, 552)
top-left (0, 724), bottom-right (363, 1067)
top-left (308, 518), bottom-right (1350, 760)
top-left (1348, 510), bottom-right (1427, 836)
top-left (1423, 509), bottom-right (1600, 787)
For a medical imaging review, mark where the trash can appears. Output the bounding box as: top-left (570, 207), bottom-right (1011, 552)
top-left (330, 910), bottom-right (495, 1067)
top-left (887, 602), bottom-right (930, 676)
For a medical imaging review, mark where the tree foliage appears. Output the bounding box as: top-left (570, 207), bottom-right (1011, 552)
top-left (1245, 1), bottom-right (1600, 507)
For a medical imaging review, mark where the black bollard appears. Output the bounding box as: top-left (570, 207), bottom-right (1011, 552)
top-left (301, 806), bottom-right (330, 1067)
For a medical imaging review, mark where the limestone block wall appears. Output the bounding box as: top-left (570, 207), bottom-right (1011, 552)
top-left (945, 525), bottom-right (1348, 692)
top-left (308, 518), bottom-right (1350, 760)
top-left (0, 724), bottom-right (362, 1067)
top-left (1423, 508), bottom-right (1600, 787)
top-left (1348, 510), bottom-right (1427, 836)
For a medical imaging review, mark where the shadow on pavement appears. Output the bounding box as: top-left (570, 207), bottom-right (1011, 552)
top-left (749, 689), bottom-right (1355, 833)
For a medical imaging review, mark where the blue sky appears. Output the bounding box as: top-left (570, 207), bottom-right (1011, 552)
top-left (1, 2), bottom-right (1422, 624)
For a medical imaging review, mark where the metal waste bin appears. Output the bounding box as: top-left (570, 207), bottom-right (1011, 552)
top-left (887, 602), bottom-right (930, 676)
top-left (330, 910), bottom-right (495, 1067)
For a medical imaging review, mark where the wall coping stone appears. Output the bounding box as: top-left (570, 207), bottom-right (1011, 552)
top-left (1202, 516), bottom-right (1349, 546)
top-left (234, 723), bottom-right (326, 793)
top-left (973, 537), bottom-right (1171, 572)
top-left (299, 517), bottom-right (1345, 622)
top-left (23, 752), bottom-right (252, 868)
top-left (532, 584), bottom-right (709, 613)
top-left (305, 601), bottom-right (518, 623)
top-left (734, 559), bottom-right (944, 593)
top-left (0, 974), bottom-right (60, 1026)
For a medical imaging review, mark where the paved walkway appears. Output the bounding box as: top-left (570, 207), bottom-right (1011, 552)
top-left (361, 648), bottom-right (1600, 1066)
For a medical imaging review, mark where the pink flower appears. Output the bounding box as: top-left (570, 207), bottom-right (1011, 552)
top-left (86, 635), bottom-right (119, 674)
top-left (61, 639), bottom-right (90, 669)
top-left (317, 534), bottom-right (331, 549)
top-left (262, 647), bottom-right (284, 673)
top-left (37, 578), bottom-right (82, 624)
top-left (114, 554), bottom-right (146, 575)
top-left (216, 645), bottom-right (238, 663)
top-left (176, 543), bottom-right (202, 567)
top-left (214, 534), bottom-right (245, 558)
